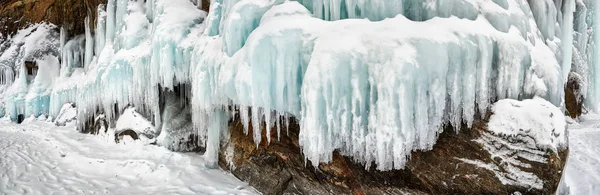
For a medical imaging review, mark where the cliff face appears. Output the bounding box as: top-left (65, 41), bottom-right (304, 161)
top-left (0, 0), bottom-right (104, 36)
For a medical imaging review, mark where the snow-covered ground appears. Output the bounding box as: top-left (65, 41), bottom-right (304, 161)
top-left (0, 119), bottom-right (258, 195)
top-left (564, 114), bottom-right (600, 194)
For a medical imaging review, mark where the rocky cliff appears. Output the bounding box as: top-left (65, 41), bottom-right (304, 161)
top-left (0, 0), bottom-right (104, 36)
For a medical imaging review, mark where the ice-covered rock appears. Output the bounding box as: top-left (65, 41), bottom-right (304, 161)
top-left (0, 0), bottom-right (593, 174)
top-left (115, 107), bottom-right (157, 140)
top-left (221, 97), bottom-right (568, 194)
top-left (54, 102), bottom-right (76, 126)
top-left (208, 1), bottom-right (563, 170)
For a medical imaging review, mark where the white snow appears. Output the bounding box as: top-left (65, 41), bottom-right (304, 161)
top-left (0, 0), bottom-right (595, 172)
top-left (457, 97), bottom-right (567, 190)
top-left (562, 114), bottom-right (600, 194)
top-left (0, 119), bottom-right (258, 194)
top-left (54, 103), bottom-right (76, 126)
top-left (488, 97), bottom-right (567, 152)
top-left (115, 107), bottom-right (157, 138)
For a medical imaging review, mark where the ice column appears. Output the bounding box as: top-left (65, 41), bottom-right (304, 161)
top-left (106, 0), bottom-right (117, 44)
top-left (204, 110), bottom-right (228, 168)
top-left (84, 16), bottom-right (94, 68)
top-left (591, 0), bottom-right (600, 111)
top-left (146, 0), bottom-right (155, 23)
top-left (115, 0), bottom-right (128, 49)
top-left (562, 0), bottom-right (575, 82)
top-left (96, 5), bottom-right (107, 57)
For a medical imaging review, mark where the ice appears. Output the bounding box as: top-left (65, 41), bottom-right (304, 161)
top-left (84, 17), bottom-right (95, 68)
top-left (0, 23), bottom-right (60, 120)
top-left (589, 1), bottom-right (600, 111)
top-left (155, 86), bottom-right (196, 152)
top-left (0, 0), bottom-right (595, 172)
top-left (95, 5), bottom-right (107, 59)
top-left (204, 2), bottom-right (563, 170)
top-left (561, 0), bottom-right (575, 82)
top-left (222, 0), bottom-right (284, 56)
top-left (105, 0), bottom-right (117, 44)
top-left (60, 35), bottom-right (85, 77)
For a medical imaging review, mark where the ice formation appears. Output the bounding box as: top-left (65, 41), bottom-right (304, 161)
top-left (0, 0), bottom-right (597, 170)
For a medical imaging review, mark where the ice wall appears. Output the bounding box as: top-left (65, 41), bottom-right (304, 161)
top-left (1, 0), bottom-right (596, 171)
top-left (0, 23), bottom-right (60, 120)
top-left (590, 0), bottom-right (600, 111)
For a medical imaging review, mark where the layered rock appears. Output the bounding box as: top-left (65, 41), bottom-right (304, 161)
top-left (219, 109), bottom-right (567, 194)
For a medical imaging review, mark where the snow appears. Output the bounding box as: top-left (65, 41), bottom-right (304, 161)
top-left (0, 119), bottom-right (258, 194)
top-left (456, 97), bottom-right (567, 190)
top-left (0, 0), bottom-right (595, 172)
top-left (115, 107), bottom-right (157, 138)
top-left (562, 114), bottom-right (600, 194)
top-left (54, 103), bottom-right (76, 126)
top-left (211, 1), bottom-right (563, 170)
top-left (488, 97), bottom-right (567, 152)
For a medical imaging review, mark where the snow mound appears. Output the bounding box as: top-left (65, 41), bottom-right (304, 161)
top-left (115, 107), bottom-right (157, 139)
top-left (457, 97), bottom-right (567, 190)
top-left (54, 103), bottom-right (76, 126)
top-left (488, 97), bottom-right (567, 152)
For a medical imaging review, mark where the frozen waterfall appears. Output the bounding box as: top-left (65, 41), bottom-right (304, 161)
top-left (0, 0), bottom-right (596, 171)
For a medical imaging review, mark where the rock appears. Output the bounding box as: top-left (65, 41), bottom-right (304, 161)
top-left (54, 103), bottom-right (77, 126)
top-left (115, 129), bottom-right (139, 143)
top-left (115, 107), bottom-right (157, 139)
top-left (0, 0), bottom-right (104, 37)
top-left (565, 72), bottom-right (584, 118)
top-left (220, 108), bottom-right (567, 194)
top-left (79, 110), bottom-right (108, 135)
top-left (155, 84), bottom-right (204, 152)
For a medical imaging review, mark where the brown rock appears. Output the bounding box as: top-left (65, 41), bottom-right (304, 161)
top-left (0, 0), bottom-right (104, 37)
top-left (220, 110), bottom-right (567, 195)
top-left (565, 72), bottom-right (584, 118)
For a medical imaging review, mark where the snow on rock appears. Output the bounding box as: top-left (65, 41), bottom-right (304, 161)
top-left (458, 97), bottom-right (567, 190)
top-left (54, 102), bottom-right (77, 126)
top-left (488, 97), bottom-right (567, 151)
top-left (208, 1), bottom-right (563, 170)
top-left (115, 107), bottom-right (157, 139)
top-left (0, 0), bottom-right (590, 172)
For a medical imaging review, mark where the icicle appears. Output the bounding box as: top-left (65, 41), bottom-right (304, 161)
top-left (95, 4), bottom-right (107, 58)
top-left (590, 0), bottom-right (600, 111)
top-left (562, 0), bottom-right (575, 82)
top-left (106, 0), bottom-right (116, 44)
top-left (84, 16), bottom-right (94, 68)
top-left (205, 110), bottom-right (227, 168)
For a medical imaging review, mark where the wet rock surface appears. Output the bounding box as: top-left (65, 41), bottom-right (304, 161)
top-left (220, 112), bottom-right (567, 195)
